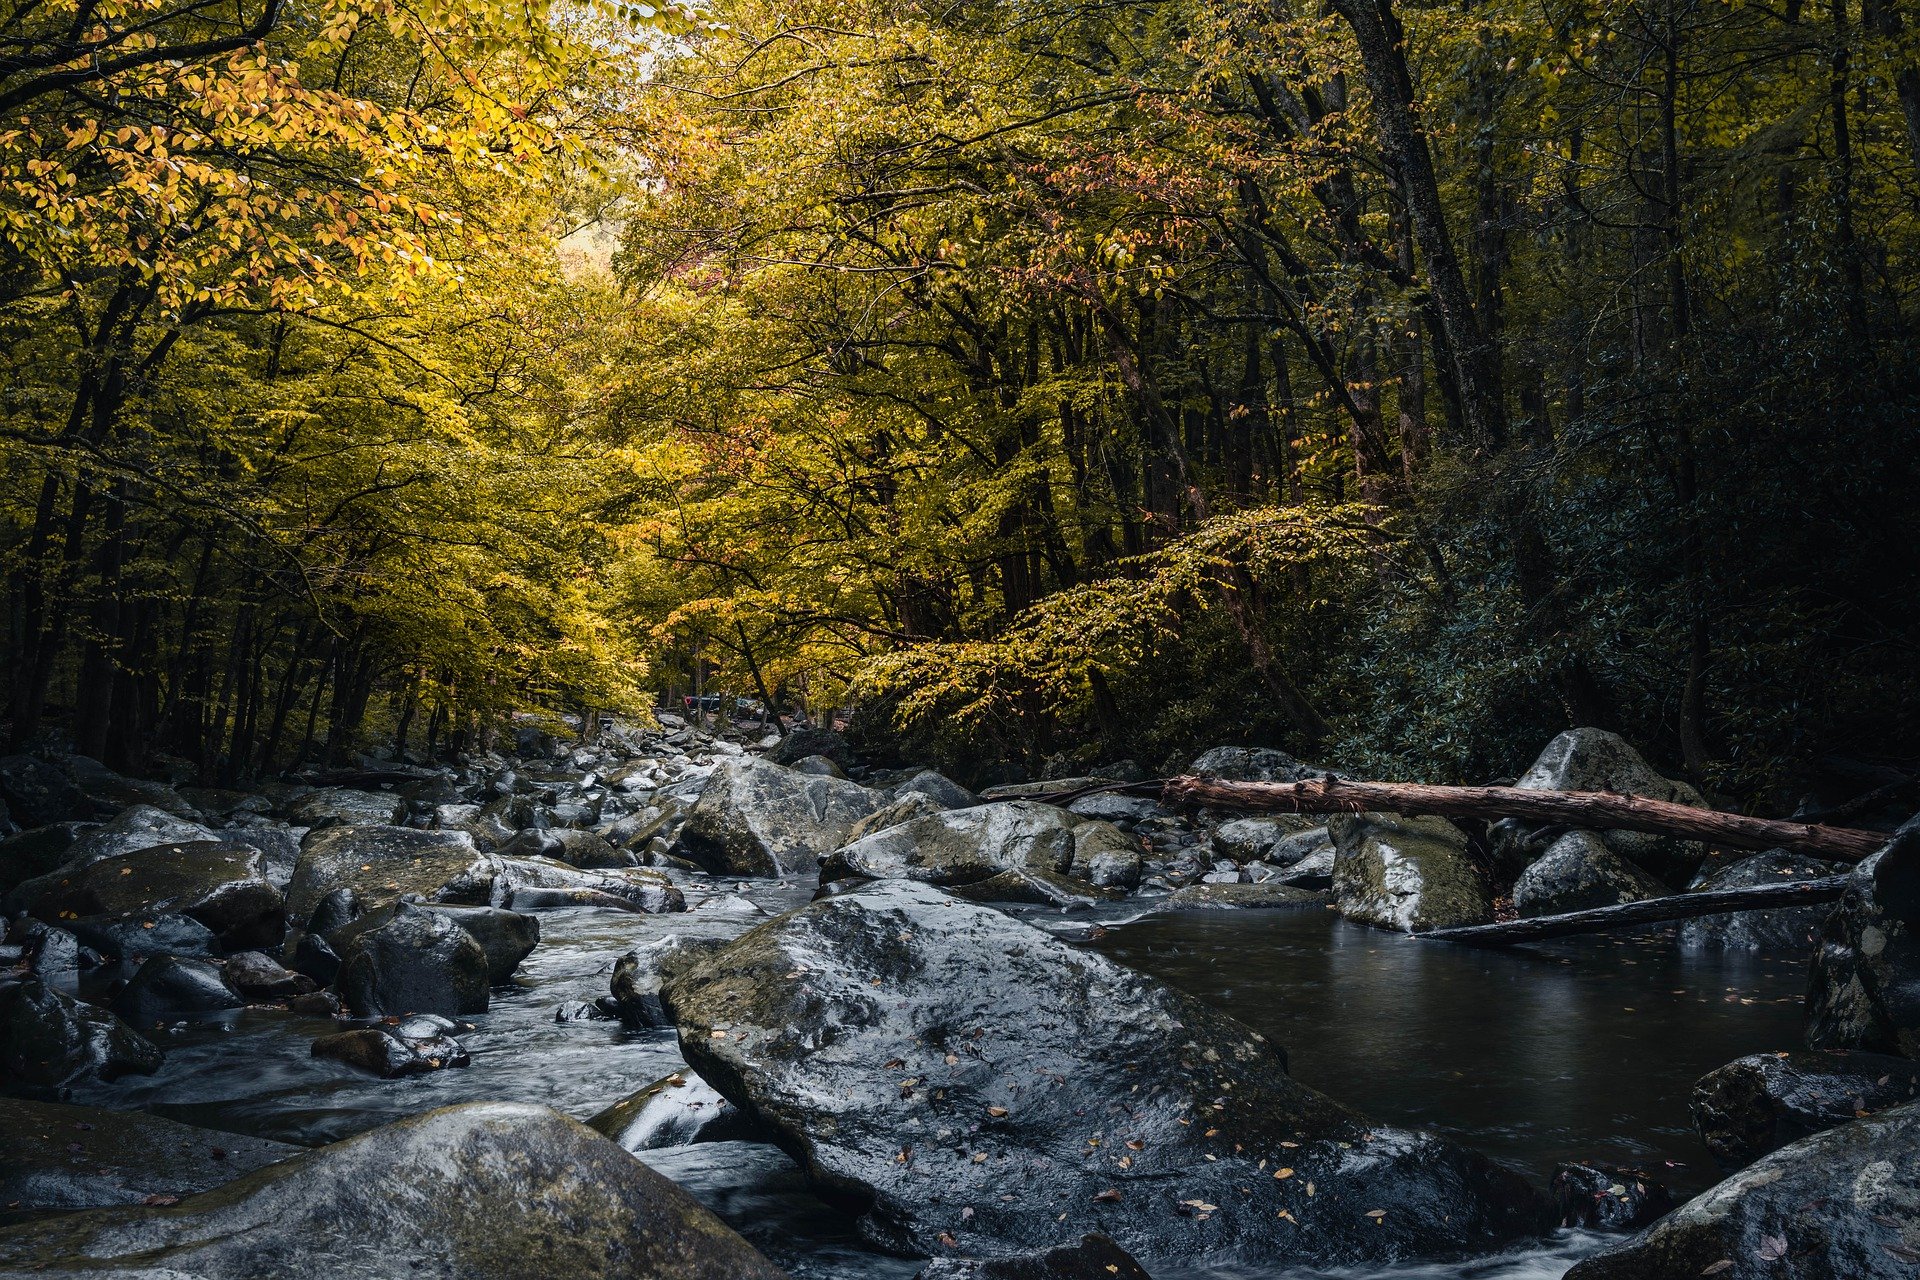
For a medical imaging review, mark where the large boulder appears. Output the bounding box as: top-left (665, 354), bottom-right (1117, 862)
top-left (0, 822), bottom-right (93, 895)
top-left (312, 1015), bottom-right (471, 1077)
top-left (768, 726), bottom-right (853, 768)
top-left (47, 754), bottom-right (195, 818)
top-left (283, 786), bottom-right (407, 827)
top-left (1692, 1049), bottom-right (1920, 1170)
top-left (334, 902), bottom-right (492, 1017)
top-left (1564, 1102), bottom-right (1920, 1280)
top-left (896, 769), bottom-right (978, 810)
top-left (491, 856), bottom-right (685, 914)
top-left (284, 825), bottom-right (497, 928)
top-left (108, 956), bottom-right (243, 1029)
top-left (1210, 815), bottom-right (1321, 864)
top-left (14, 841), bottom-right (284, 950)
top-left (1511, 831), bottom-right (1665, 918)
top-left (588, 1071), bottom-right (763, 1151)
top-left (821, 801), bottom-right (1076, 888)
top-left (1680, 850), bottom-right (1850, 952)
top-left (0, 1101), bottom-right (790, 1279)
top-left (1489, 728), bottom-right (1708, 884)
top-left (415, 904), bottom-right (539, 984)
top-left (0, 1097), bottom-right (295, 1213)
top-left (660, 880), bottom-right (1544, 1268)
top-left (1068, 822), bottom-right (1142, 891)
top-left (1805, 818), bottom-right (1920, 1057)
top-left (1329, 813), bottom-right (1492, 932)
top-left (604, 936), bottom-right (726, 1029)
top-left (0, 980), bottom-right (163, 1094)
top-left (676, 758), bottom-right (882, 876)
top-left (848, 792), bottom-right (948, 842)
top-left (1189, 746), bottom-right (1321, 783)
top-left (50, 805), bottom-right (218, 869)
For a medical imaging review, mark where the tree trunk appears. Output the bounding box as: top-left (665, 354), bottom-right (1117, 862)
top-left (1419, 877), bottom-right (1851, 945)
top-left (1159, 775), bottom-right (1888, 861)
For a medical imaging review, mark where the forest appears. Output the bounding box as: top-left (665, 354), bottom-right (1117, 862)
top-left (2, 0), bottom-right (1919, 1278)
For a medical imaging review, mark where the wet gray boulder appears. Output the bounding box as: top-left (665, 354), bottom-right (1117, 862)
top-left (588, 1071), bottom-right (764, 1150)
top-left (0, 1097), bottom-right (294, 1213)
top-left (769, 726), bottom-right (852, 768)
top-left (1488, 729), bottom-right (1708, 885)
top-left (821, 801), bottom-right (1077, 888)
top-left (1210, 815), bottom-right (1319, 863)
top-left (1270, 827), bottom-right (1333, 867)
top-left (47, 755), bottom-right (195, 819)
top-left (109, 956), bottom-right (243, 1029)
top-left (1548, 1163), bottom-right (1674, 1232)
top-left (849, 792), bottom-right (948, 841)
top-left (334, 903), bottom-right (491, 1017)
top-left (0, 755), bottom-right (89, 827)
top-left (660, 880), bottom-right (1544, 1268)
top-left (914, 1235), bottom-right (1151, 1279)
top-left (1692, 1049), bottom-right (1920, 1170)
top-left (492, 856), bottom-right (685, 914)
top-left (1563, 1102), bottom-right (1920, 1280)
top-left (1680, 851), bottom-right (1849, 952)
top-left (415, 904), bottom-right (539, 984)
top-left (1512, 831), bottom-right (1665, 918)
top-left (14, 841), bottom-right (283, 950)
top-left (222, 951), bottom-right (318, 1001)
top-left (48, 805), bottom-right (218, 870)
top-left (212, 823), bottom-right (303, 890)
top-left (67, 913), bottom-right (221, 962)
top-left (312, 1014), bottom-right (471, 1077)
top-left (0, 1101), bottom-right (791, 1279)
top-left (1805, 818), bottom-right (1920, 1057)
top-left (1330, 813), bottom-right (1492, 932)
top-left (283, 786), bottom-right (407, 827)
top-left (0, 980), bottom-right (162, 1093)
top-left (605, 936), bottom-right (725, 1029)
top-left (1163, 882), bottom-right (1328, 910)
top-left (897, 770), bottom-right (978, 810)
top-left (1189, 746), bottom-right (1322, 783)
top-left (790, 754), bottom-right (848, 778)
top-left (0, 822), bottom-right (92, 895)
top-left (677, 757), bottom-right (883, 876)
top-left (284, 825), bottom-right (497, 928)
top-left (946, 867), bottom-right (1120, 908)
top-left (1068, 822), bottom-right (1142, 891)
top-left (497, 827), bottom-right (627, 869)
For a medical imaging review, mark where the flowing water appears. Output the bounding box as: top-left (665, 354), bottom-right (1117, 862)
top-left (67, 887), bottom-right (1809, 1279)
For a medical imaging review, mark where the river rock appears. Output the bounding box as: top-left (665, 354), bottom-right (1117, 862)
top-left (790, 754), bottom-right (848, 778)
top-left (660, 879), bottom-right (1544, 1267)
top-left (1163, 881), bottom-right (1328, 910)
top-left (1805, 818), bottom-right (1920, 1057)
top-left (67, 912), bottom-right (221, 962)
top-left (1068, 821), bottom-right (1142, 890)
top-left (109, 955), bottom-right (243, 1028)
top-left (213, 823), bottom-right (304, 890)
top-left (0, 980), bottom-right (163, 1093)
top-left (334, 903), bottom-right (491, 1017)
top-left (0, 1097), bottom-right (295, 1212)
top-left (897, 769), bottom-right (978, 809)
top-left (312, 1015), bottom-right (471, 1076)
top-left (946, 867), bottom-right (1120, 908)
top-left (769, 726), bottom-right (853, 768)
top-left (51, 805), bottom-right (218, 870)
top-left (47, 754), bottom-right (195, 819)
top-left (914, 1234), bottom-right (1152, 1279)
top-left (492, 856), bottom-right (685, 914)
top-left (413, 904), bottom-right (539, 984)
top-left (1680, 850), bottom-right (1848, 952)
top-left (1330, 813), bottom-right (1491, 932)
top-left (821, 801), bottom-right (1076, 888)
top-left (1512, 831), bottom-right (1665, 918)
top-left (0, 1101), bottom-right (791, 1278)
top-left (1189, 746), bottom-right (1322, 783)
top-left (0, 755), bottom-right (89, 827)
top-left (677, 757), bottom-right (882, 876)
top-left (1488, 728), bottom-right (1707, 884)
top-left (1210, 815), bottom-right (1319, 863)
top-left (1548, 1163), bottom-right (1674, 1231)
top-left (15, 841), bottom-right (283, 950)
top-left (1692, 1049), bottom-right (1920, 1169)
top-left (284, 786), bottom-right (406, 828)
top-left (606, 936), bottom-right (725, 1029)
top-left (222, 950), bottom-right (319, 1000)
top-left (0, 822), bottom-right (92, 894)
top-left (849, 792), bottom-right (948, 841)
top-left (1270, 826), bottom-right (1332, 866)
top-left (588, 1071), bottom-right (763, 1150)
top-left (1563, 1101), bottom-right (1920, 1280)
top-left (285, 825), bottom-right (496, 927)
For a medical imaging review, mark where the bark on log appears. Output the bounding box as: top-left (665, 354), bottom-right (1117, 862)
top-left (1417, 876), bottom-right (1852, 947)
top-left (1160, 775), bottom-right (1888, 863)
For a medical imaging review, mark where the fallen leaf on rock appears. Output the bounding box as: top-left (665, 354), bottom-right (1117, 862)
top-left (1699, 1261), bottom-right (1734, 1275)
top-left (1274, 1168), bottom-right (1294, 1179)
top-left (1093, 1188), bottom-right (1121, 1202)
top-left (1755, 1235), bottom-right (1787, 1261)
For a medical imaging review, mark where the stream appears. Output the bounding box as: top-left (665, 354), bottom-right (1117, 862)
top-left (65, 882), bottom-right (1807, 1280)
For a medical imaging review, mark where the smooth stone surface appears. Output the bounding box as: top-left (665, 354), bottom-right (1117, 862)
top-left (1330, 812), bottom-right (1491, 933)
top-left (945, 866), bottom-right (1120, 908)
top-left (0, 980), bottom-right (162, 1094)
top-left (334, 903), bottom-right (491, 1017)
top-left (677, 757), bottom-right (882, 876)
top-left (1564, 1102), bottom-right (1920, 1280)
top-left (1513, 831), bottom-right (1665, 918)
top-left (1680, 850), bottom-right (1849, 952)
top-left (311, 1017), bottom-right (471, 1077)
top-left (848, 792), bottom-right (948, 842)
top-left (821, 801), bottom-right (1076, 888)
top-left (661, 880), bottom-right (1545, 1268)
top-left (1548, 1163), bottom-right (1674, 1232)
top-left (284, 825), bottom-right (495, 930)
top-left (0, 1101), bottom-right (791, 1279)
top-left (108, 956), bottom-right (243, 1029)
top-left (1068, 822), bottom-right (1142, 891)
top-left (588, 1070), bottom-right (764, 1150)
top-left (15, 842), bottom-right (283, 950)
top-left (492, 857), bottom-right (684, 915)
top-left (66, 913), bottom-right (221, 962)
top-left (283, 786), bottom-right (406, 828)
top-left (1691, 1049), bottom-right (1920, 1169)
top-left (0, 1097), bottom-right (294, 1213)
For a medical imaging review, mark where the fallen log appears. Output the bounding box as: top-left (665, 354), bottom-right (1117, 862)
top-left (1160, 775), bottom-right (1889, 863)
top-left (1417, 876), bottom-right (1852, 947)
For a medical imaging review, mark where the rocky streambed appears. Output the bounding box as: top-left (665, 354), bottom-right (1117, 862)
top-left (2, 722), bottom-right (1917, 1279)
